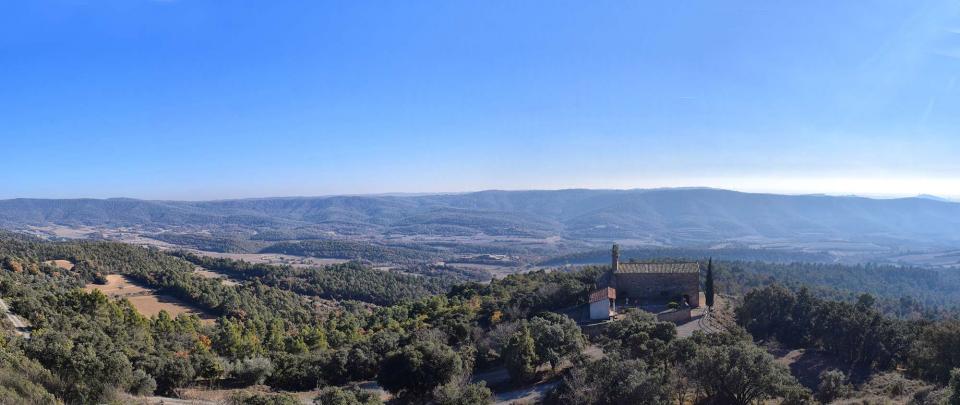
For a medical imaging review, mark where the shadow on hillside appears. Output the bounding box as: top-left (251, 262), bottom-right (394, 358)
top-left (770, 348), bottom-right (872, 390)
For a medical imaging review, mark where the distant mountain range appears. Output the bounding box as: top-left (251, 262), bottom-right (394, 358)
top-left (915, 194), bottom-right (956, 203)
top-left (2, 188), bottom-right (960, 250)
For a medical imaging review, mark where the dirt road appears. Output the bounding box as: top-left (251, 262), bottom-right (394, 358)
top-left (0, 297), bottom-right (30, 338)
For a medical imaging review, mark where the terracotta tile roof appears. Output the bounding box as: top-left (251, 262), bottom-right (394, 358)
top-left (616, 262), bottom-right (700, 274)
top-left (589, 287), bottom-right (616, 303)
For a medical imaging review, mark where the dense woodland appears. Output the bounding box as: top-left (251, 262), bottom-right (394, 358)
top-left (148, 233), bottom-right (267, 254)
top-left (716, 261), bottom-right (960, 317)
top-left (2, 231), bottom-right (960, 404)
top-left (170, 251), bottom-right (458, 306)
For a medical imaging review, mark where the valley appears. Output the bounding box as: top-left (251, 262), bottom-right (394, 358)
top-left (2, 190), bottom-right (960, 404)
top-left (7, 189), bottom-right (960, 273)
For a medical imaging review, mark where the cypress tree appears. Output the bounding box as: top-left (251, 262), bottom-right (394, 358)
top-left (705, 258), bottom-right (715, 308)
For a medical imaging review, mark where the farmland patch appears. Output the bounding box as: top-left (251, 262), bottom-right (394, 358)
top-left (84, 274), bottom-right (215, 323)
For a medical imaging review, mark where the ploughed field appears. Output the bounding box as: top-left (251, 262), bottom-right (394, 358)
top-left (44, 259), bottom-right (75, 270)
top-left (84, 274), bottom-right (215, 323)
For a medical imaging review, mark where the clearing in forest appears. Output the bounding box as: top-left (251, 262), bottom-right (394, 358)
top-left (84, 275), bottom-right (215, 323)
top-left (193, 266), bottom-right (240, 286)
top-left (44, 259), bottom-right (75, 270)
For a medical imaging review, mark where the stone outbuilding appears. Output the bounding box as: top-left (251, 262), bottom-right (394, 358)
top-left (588, 287), bottom-right (616, 320)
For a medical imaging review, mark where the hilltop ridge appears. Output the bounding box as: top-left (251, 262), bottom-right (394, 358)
top-left (2, 188), bottom-right (959, 253)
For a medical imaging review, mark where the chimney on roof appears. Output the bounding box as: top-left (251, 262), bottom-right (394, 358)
top-left (611, 243), bottom-right (620, 272)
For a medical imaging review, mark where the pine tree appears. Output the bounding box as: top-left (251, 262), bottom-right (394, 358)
top-left (504, 324), bottom-right (539, 383)
top-left (705, 258), bottom-right (715, 308)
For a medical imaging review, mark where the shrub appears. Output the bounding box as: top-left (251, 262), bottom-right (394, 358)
top-left (227, 391), bottom-right (301, 405)
top-left (128, 369), bottom-right (157, 396)
top-left (313, 385), bottom-right (383, 405)
top-left (432, 378), bottom-right (493, 405)
top-left (816, 369), bottom-right (851, 403)
top-left (232, 357), bottom-right (274, 386)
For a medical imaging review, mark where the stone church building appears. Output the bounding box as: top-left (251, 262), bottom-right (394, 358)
top-left (588, 244), bottom-right (701, 320)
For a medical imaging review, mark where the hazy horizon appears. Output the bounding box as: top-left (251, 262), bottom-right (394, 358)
top-left (1, 185), bottom-right (957, 203)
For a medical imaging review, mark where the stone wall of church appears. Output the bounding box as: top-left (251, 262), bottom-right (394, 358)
top-left (614, 273), bottom-right (700, 307)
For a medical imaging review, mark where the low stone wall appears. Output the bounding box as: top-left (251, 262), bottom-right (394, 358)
top-left (656, 308), bottom-right (692, 324)
top-left (580, 321), bottom-right (610, 338)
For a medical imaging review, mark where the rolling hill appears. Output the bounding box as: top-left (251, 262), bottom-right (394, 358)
top-left (2, 189), bottom-right (960, 250)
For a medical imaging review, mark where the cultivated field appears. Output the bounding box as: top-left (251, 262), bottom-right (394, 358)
top-left (84, 275), bottom-right (215, 323)
top-left (44, 259), bottom-right (74, 270)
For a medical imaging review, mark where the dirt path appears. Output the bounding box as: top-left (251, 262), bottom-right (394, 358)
top-left (129, 396), bottom-right (216, 405)
top-left (477, 345), bottom-right (603, 404)
top-left (0, 297), bottom-right (30, 338)
top-left (675, 306), bottom-right (712, 337)
top-left (493, 381), bottom-right (559, 404)
top-left (676, 295), bottom-right (731, 337)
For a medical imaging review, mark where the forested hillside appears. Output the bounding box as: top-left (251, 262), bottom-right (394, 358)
top-left (0, 232), bottom-right (605, 403)
top-left (717, 261), bottom-right (960, 317)
top-left (172, 252), bottom-right (455, 306)
top-left (540, 246), bottom-right (835, 266)
top-left (5, 189), bottom-right (960, 252)
top-left (4, 232), bottom-right (960, 404)
top-left (738, 285), bottom-right (960, 391)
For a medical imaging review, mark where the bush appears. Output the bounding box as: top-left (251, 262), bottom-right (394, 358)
top-left (377, 338), bottom-right (463, 402)
top-left (232, 357), bottom-right (274, 386)
top-left (314, 385), bottom-right (383, 405)
top-left (227, 391), bottom-right (301, 405)
top-left (128, 369), bottom-right (157, 396)
top-left (432, 378), bottom-right (493, 405)
top-left (91, 272), bottom-right (108, 285)
top-left (269, 352), bottom-right (325, 391)
top-left (529, 313), bottom-right (585, 370)
top-left (911, 387), bottom-right (951, 405)
top-left (816, 369), bottom-right (851, 403)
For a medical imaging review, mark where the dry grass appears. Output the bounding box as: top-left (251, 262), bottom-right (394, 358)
top-left (84, 274), bottom-right (152, 297)
top-left (176, 383), bottom-right (387, 403)
top-left (25, 225), bottom-right (98, 239)
top-left (193, 267), bottom-right (240, 286)
top-left (44, 259), bottom-right (74, 270)
top-left (85, 275), bottom-right (214, 324)
top-left (831, 372), bottom-right (934, 405)
top-left (124, 294), bottom-right (213, 323)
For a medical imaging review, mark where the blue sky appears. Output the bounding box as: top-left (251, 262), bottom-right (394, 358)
top-left (2, 1), bottom-right (959, 199)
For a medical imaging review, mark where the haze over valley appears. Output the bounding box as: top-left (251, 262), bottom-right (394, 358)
top-left (5, 188), bottom-right (960, 271)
